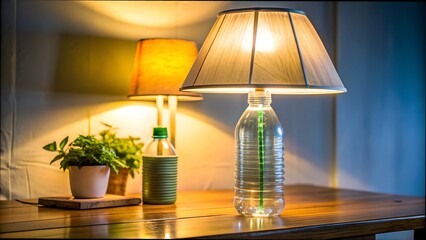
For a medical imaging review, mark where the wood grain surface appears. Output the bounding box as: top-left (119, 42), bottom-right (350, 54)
top-left (38, 194), bottom-right (142, 210)
top-left (0, 184), bottom-right (424, 239)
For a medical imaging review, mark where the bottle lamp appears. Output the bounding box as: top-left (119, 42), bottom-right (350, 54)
top-left (180, 8), bottom-right (346, 217)
top-left (128, 39), bottom-right (203, 146)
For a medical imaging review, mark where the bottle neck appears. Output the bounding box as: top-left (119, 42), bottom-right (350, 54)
top-left (153, 137), bottom-right (167, 140)
top-left (248, 90), bottom-right (272, 106)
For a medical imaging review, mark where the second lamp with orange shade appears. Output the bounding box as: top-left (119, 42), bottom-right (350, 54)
top-left (128, 39), bottom-right (202, 146)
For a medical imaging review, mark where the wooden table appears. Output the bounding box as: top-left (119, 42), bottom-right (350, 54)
top-left (0, 184), bottom-right (424, 239)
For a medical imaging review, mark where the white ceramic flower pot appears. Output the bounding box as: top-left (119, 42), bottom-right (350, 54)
top-left (69, 165), bottom-right (111, 199)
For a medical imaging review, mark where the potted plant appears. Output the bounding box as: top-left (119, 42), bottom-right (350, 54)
top-left (43, 134), bottom-right (127, 198)
top-left (98, 122), bottom-right (144, 195)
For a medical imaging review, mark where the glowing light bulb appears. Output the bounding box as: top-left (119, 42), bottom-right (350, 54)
top-left (242, 28), bottom-right (275, 52)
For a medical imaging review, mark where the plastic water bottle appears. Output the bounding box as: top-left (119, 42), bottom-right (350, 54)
top-left (234, 90), bottom-right (285, 217)
top-left (142, 127), bottom-right (178, 204)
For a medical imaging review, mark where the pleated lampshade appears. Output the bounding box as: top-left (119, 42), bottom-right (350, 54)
top-left (180, 8), bottom-right (347, 94)
top-left (128, 39), bottom-right (203, 100)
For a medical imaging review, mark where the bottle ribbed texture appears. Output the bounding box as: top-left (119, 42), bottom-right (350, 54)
top-left (142, 128), bottom-right (178, 205)
top-left (234, 91), bottom-right (285, 217)
top-left (248, 91), bottom-right (272, 105)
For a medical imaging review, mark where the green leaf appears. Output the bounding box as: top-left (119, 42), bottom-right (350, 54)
top-left (60, 159), bottom-right (68, 171)
top-left (59, 136), bottom-right (69, 150)
top-left (112, 158), bottom-right (127, 168)
top-left (50, 154), bottom-right (64, 165)
top-left (110, 165), bottom-right (119, 175)
top-left (43, 123), bottom-right (145, 177)
top-left (43, 141), bottom-right (57, 151)
top-left (100, 122), bottom-right (112, 128)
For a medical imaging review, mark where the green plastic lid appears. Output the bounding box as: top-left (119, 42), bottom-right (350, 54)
top-left (153, 127), bottom-right (168, 139)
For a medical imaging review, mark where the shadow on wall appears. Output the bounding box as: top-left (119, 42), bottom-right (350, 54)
top-left (180, 93), bottom-right (337, 187)
top-left (51, 33), bottom-right (244, 136)
top-left (53, 34), bottom-right (136, 96)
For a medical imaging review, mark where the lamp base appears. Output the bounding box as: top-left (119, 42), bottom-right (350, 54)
top-left (233, 90), bottom-right (285, 217)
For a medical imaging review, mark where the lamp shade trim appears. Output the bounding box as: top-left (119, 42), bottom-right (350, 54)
top-left (136, 37), bottom-right (196, 42)
top-left (181, 84), bottom-right (347, 94)
top-left (128, 94), bottom-right (203, 101)
top-left (219, 8), bottom-right (306, 16)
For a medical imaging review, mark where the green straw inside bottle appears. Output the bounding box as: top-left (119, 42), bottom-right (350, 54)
top-left (258, 104), bottom-right (265, 210)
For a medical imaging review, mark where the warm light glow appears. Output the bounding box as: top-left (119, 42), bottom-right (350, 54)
top-left (128, 39), bottom-right (202, 100)
top-left (129, 95), bottom-right (202, 101)
top-left (242, 29), bottom-right (275, 52)
top-left (182, 87), bottom-right (346, 94)
top-left (78, 1), bottom-right (227, 28)
top-left (248, 217), bottom-right (265, 228)
top-left (162, 141), bottom-right (170, 150)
